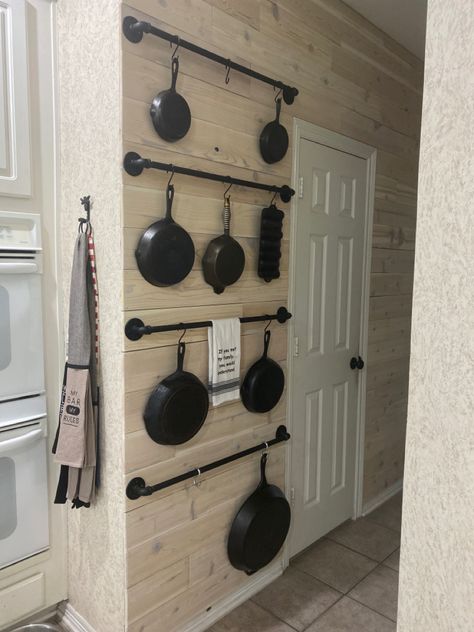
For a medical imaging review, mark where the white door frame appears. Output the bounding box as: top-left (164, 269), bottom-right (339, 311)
top-left (284, 119), bottom-right (376, 562)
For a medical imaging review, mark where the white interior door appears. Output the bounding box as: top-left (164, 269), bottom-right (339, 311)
top-left (290, 136), bottom-right (370, 557)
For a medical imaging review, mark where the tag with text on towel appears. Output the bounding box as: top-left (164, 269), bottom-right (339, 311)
top-left (208, 318), bottom-right (241, 406)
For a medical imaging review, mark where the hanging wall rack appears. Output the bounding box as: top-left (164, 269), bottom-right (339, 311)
top-left (122, 16), bottom-right (299, 105)
top-left (126, 424), bottom-right (291, 499)
top-left (124, 152), bottom-right (295, 202)
top-left (125, 306), bottom-right (292, 341)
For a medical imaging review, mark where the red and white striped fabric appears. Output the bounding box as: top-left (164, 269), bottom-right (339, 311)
top-left (87, 228), bottom-right (99, 364)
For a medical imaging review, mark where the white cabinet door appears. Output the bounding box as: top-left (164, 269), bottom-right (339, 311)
top-left (0, 0), bottom-right (32, 197)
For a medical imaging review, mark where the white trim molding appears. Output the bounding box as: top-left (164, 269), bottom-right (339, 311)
top-left (58, 602), bottom-right (96, 632)
top-left (285, 119), bottom-right (377, 564)
top-left (362, 478), bottom-right (403, 517)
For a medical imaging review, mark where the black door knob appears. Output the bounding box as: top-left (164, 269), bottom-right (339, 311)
top-left (350, 356), bottom-right (364, 370)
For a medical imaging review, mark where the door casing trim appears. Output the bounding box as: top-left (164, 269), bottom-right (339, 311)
top-left (284, 119), bottom-right (377, 563)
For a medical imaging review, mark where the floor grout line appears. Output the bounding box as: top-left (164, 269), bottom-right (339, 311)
top-left (345, 594), bottom-right (397, 624)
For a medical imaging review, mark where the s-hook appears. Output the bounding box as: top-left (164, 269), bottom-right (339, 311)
top-left (79, 195), bottom-right (91, 231)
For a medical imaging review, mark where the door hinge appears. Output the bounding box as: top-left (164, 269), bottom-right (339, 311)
top-left (290, 487), bottom-right (295, 504)
top-left (298, 176), bottom-right (304, 198)
top-left (293, 336), bottom-right (299, 357)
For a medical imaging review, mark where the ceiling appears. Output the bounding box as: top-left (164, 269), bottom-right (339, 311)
top-left (343, 0), bottom-right (428, 59)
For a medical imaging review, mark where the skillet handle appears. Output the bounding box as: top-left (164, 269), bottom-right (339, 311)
top-left (262, 329), bottom-right (271, 359)
top-left (171, 57), bottom-right (179, 91)
top-left (259, 452), bottom-right (268, 487)
top-left (177, 341), bottom-right (186, 371)
top-left (275, 97), bottom-right (282, 123)
top-left (166, 184), bottom-right (175, 220)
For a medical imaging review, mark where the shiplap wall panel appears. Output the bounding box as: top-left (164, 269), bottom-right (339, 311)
top-left (121, 0), bottom-right (422, 627)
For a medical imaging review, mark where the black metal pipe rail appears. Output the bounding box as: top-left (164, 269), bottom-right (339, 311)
top-left (122, 16), bottom-right (299, 105)
top-left (125, 306), bottom-right (292, 341)
top-left (124, 152), bottom-right (295, 203)
top-left (126, 425), bottom-right (290, 499)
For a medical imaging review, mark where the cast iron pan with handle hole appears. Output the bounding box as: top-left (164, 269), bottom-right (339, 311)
top-left (143, 341), bottom-right (209, 445)
top-left (240, 330), bottom-right (285, 413)
top-left (227, 452), bottom-right (291, 574)
top-left (150, 57), bottom-right (191, 142)
top-left (259, 98), bottom-right (289, 164)
top-left (202, 195), bottom-right (245, 294)
top-left (135, 184), bottom-right (195, 287)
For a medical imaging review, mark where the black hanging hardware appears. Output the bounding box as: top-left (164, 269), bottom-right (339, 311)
top-left (78, 195), bottom-right (91, 230)
top-left (124, 152), bottom-right (295, 203)
top-left (123, 16), bottom-right (299, 105)
top-left (126, 425), bottom-right (291, 499)
top-left (225, 59), bottom-right (231, 85)
top-left (350, 355), bottom-right (365, 370)
top-left (125, 306), bottom-right (292, 341)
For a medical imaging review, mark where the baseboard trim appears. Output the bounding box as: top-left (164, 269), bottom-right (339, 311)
top-left (362, 478), bottom-right (403, 517)
top-left (181, 562), bottom-right (284, 632)
top-left (57, 601), bottom-right (96, 632)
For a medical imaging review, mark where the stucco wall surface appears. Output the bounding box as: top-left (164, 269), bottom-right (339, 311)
top-left (398, 1), bottom-right (474, 630)
top-left (57, 1), bottom-right (125, 630)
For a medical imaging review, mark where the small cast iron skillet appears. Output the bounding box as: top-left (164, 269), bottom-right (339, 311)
top-left (143, 341), bottom-right (209, 445)
top-left (135, 184), bottom-right (195, 287)
top-left (202, 195), bottom-right (245, 294)
top-left (259, 98), bottom-right (289, 164)
top-left (240, 330), bottom-right (285, 413)
top-left (150, 57), bottom-right (191, 142)
top-left (227, 453), bottom-right (291, 574)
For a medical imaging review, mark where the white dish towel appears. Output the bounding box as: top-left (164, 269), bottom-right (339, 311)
top-left (208, 318), bottom-right (241, 406)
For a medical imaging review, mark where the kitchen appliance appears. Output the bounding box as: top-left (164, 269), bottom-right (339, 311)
top-left (0, 410), bottom-right (49, 569)
top-left (0, 212), bottom-right (45, 403)
top-left (240, 329), bottom-right (284, 413)
top-left (150, 57), bottom-right (191, 142)
top-left (227, 452), bottom-right (291, 574)
top-left (135, 184), bottom-right (195, 287)
top-left (144, 341), bottom-right (208, 445)
top-left (202, 195), bottom-right (245, 294)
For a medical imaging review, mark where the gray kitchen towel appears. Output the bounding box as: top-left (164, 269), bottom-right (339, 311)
top-left (54, 228), bottom-right (98, 505)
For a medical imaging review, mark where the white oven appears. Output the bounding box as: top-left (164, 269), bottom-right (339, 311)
top-left (0, 212), bottom-right (45, 402)
top-left (0, 414), bottom-right (49, 569)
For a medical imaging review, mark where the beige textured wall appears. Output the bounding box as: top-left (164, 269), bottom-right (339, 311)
top-left (57, 2), bottom-right (126, 631)
top-left (398, 1), bottom-right (474, 630)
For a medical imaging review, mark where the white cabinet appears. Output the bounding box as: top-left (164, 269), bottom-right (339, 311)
top-left (0, 0), bottom-right (32, 197)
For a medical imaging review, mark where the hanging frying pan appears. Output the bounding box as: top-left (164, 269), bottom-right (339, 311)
top-left (144, 341), bottom-right (209, 445)
top-left (202, 195), bottom-right (245, 294)
top-left (150, 57), bottom-right (191, 142)
top-left (240, 330), bottom-right (284, 413)
top-left (259, 98), bottom-right (289, 164)
top-left (135, 184), bottom-right (195, 287)
top-left (227, 453), bottom-right (291, 574)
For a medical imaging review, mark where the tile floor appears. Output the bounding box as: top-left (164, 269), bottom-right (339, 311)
top-left (208, 492), bottom-right (402, 632)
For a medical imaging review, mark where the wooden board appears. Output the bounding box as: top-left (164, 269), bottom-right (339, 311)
top-left (121, 0), bottom-right (423, 628)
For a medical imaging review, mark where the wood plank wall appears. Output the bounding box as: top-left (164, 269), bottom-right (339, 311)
top-left (121, 0), bottom-right (423, 628)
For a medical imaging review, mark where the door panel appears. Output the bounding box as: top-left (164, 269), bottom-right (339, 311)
top-left (290, 138), bottom-right (369, 556)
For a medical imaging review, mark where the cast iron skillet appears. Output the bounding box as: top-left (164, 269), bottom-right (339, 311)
top-left (227, 453), bottom-right (291, 574)
top-left (150, 57), bottom-right (191, 142)
top-left (259, 98), bottom-right (289, 164)
top-left (202, 195), bottom-right (245, 294)
top-left (143, 341), bottom-right (209, 445)
top-left (240, 330), bottom-right (285, 413)
top-left (135, 184), bottom-right (195, 287)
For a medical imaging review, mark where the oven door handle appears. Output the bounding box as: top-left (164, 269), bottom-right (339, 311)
top-left (0, 427), bottom-right (45, 454)
top-left (0, 261), bottom-right (39, 273)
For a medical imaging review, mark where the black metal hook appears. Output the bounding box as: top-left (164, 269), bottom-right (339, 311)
top-left (264, 319), bottom-right (272, 333)
top-left (78, 196), bottom-right (91, 232)
top-left (170, 36), bottom-right (180, 59)
top-left (167, 166), bottom-right (175, 187)
top-left (274, 86), bottom-right (283, 102)
top-left (269, 190), bottom-right (278, 206)
top-left (178, 327), bottom-right (187, 344)
top-left (225, 59), bottom-right (231, 84)
top-left (224, 182), bottom-right (233, 198)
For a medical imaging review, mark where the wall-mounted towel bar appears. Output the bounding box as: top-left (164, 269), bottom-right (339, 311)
top-left (122, 16), bottom-right (299, 105)
top-left (126, 424), bottom-right (291, 499)
top-left (124, 152), bottom-right (295, 202)
top-left (125, 306), bottom-right (292, 341)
